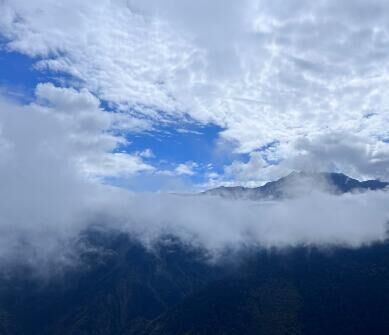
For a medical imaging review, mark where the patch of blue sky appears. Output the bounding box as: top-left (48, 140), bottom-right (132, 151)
top-left (0, 48), bottom-right (80, 102)
top-left (259, 140), bottom-right (281, 165)
top-left (104, 173), bottom-right (197, 193)
top-left (0, 47), bottom-right (253, 189)
top-left (0, 49), bottom-right (40, 102)
top-left (119, 123), bottom-right (222, 166)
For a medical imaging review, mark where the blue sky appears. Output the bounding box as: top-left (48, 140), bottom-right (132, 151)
top-left (0, 47), bottom-right (249, 190)
top-left (1, 0), bottom-right (389, 191)
top-left (0, 51), bottom-right (39, 101)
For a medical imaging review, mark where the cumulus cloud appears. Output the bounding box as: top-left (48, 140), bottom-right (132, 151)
top-left (2, 0), bottom-right (389, 182)
top-left (290, 133), bottom-right (389, 180)
top-left (0, 87), bottom-right (157, 267)
top-left (220, 132), bottom-right (389, 187)
top-left (33, 83), bottom-right (154, 179)
top-left (174, 162), bottom-right (198, 176)
top-left (222, 151), bottom-right (287, 187)
top-left (0, 94), bottom-right (96, 267)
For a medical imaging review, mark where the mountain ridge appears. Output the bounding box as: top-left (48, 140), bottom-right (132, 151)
top-left (203, 172), bottom-right (389, 200)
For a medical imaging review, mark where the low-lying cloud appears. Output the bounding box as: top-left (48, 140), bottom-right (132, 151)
top-left (112, 191), bottom-right (389, 252)
top-left (0, 93), bottom-right (389, 272)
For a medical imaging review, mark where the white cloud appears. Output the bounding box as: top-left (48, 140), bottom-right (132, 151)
top-left (222, 151), bottom-right (288, 187)
top-left (3, 0), bottom-right (389, 274)
top-left (1, 0), bottom-right (389, 181)
top-left (117, 191), bottom-right (389, 253)
top-left (154, 162), bottom-right (199, 178)
top-left (80, 152), bottom-right (154, 179)
top-left (290, 132), bottom-right (389, 180)
top-left (137, 148), bottom-right (155, 159)
top-left (0, 94), bottom-right (95, 267)
top-left (0, 90), bottom-right (157, 267)
top-left (220, 132), bottom-right (389, 186)
top-left (22, 83), bottom-right (154, 180)
top-left (174, 162), bottom-right (198, 176)
top-left (1, 92), bottom-right (389, 271)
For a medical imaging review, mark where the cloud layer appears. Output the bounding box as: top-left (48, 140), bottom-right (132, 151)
top-left (1, 1), bottom-right (389, 272)
top-left (0, 93), bottom-right (389, 271)
top-left (2, 0), bottom-right (389, 183)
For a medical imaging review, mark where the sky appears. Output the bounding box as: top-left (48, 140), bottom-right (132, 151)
top-left (1, 0), bottom-right (389, 191)
top-left (1, 0), bottom-right (389, 270)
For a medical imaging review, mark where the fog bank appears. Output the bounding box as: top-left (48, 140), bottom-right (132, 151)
top-left (0, 95), bottom-right (389, 270)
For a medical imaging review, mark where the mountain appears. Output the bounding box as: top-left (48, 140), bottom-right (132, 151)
top-left (138, 244), bottom-right (389, 335)
top-left (203, 172), bottom-right (389, 200)
top-left (0, 230), bottom-right (224, 335)
top-left (0, 229), bottom-right (389, 334)
top-left (1, 173), bottom-right (389, 334)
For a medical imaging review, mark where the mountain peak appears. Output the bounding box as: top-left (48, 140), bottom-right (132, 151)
top-left (204, 172), bottom-right (389, 200)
